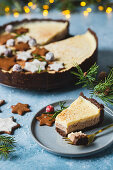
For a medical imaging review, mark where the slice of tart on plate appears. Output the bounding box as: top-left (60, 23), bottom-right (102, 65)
top-left (55, 93), bottom-right (104, 136)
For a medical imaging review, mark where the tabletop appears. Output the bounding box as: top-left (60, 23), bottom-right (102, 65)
top-left (0, 11), bottom-right (113, 170)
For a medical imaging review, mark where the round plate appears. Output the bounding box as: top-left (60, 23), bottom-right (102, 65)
top-left (31, 100), bottom-right (113, 157)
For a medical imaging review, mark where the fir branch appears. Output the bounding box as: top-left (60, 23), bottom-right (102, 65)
top-left (43, 102), bottom-right (68, 120)
top-left (0, 135), bottom-right (16, 159)
top-left (72, 63), bottom-right (113, 105)
top-left (49, 102), bottom-right (68, 120)
top-left (92, 68), bottom-right (113, 105)
top-left (71, 63), bottom-right (99, 88)
top-left (33, 54), bottom-right (46, 62)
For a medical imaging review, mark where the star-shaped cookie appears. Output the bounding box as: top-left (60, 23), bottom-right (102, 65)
top-left (14, 27), bottom-right (29, 35)
top-left (32, 47), bottom-right (48, 56)
top-left (0, 34), bottom-right (14, 45)
top-left (11, 103), bottom-right (30, 116)
top-left (0, 116), bottom-right (20, 134)
top-left (15, 42), bottom-right (30, 51)
top-left (24, 59), bottom-right (47, 73)
top-left (0, 56), bottom-right (16, 71)
top-left (36, 114), bottom-right (55, 126)
top-left (48, 62), bottom-right (64, 71)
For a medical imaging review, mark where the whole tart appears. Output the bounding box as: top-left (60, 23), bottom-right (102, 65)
top-left (55, 92), bottom-right (104, 137)
top-left (0, 19), bottom-right (97, 90)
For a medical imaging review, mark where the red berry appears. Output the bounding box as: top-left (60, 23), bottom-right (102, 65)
top-left (46, 105), bottom-right (54, 113)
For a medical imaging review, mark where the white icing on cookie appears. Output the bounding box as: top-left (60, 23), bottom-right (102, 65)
top-left (0, 117), bottom-right (18, 133)
top-left (24, 59), bottom-right (47, 73)
top-left (48, 62), bottom-right (64, 71)
top-left (12, 64), bottom-right (22, 72)
top-left (17, 35), bottom-right (31, 43)
top-left (17, 51), bottom-right (32, 61)
top-left (0, 45), bottom-right (12, 56)
top-left (6, 39), bottom-right (15, 47)
top-left (45, 52), bottom-right (54, 61)
top-left (0, 45), bottom-right (7, 55)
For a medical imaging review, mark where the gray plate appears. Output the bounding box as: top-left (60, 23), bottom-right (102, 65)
top-left (31, 100), bottom-right (113, 157)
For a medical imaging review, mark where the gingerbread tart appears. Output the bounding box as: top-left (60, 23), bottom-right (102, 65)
top-left (0, 20), bottom-right (97, 90)
top-left (55, 93), bottom-right (104, 137)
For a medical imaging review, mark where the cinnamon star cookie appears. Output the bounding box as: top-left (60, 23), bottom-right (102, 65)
top-left (36, 114), bottom-right (55, 126)
top-left (11, 103), bottom-right (30, 115)
top-left (32, 47), bottom-right (49, 56)
top-left (15, 42), bottom-right (30, 51)
top-left (0, 34), bottom-right (14, 45)
top-left (0, 56), bottom-right (16, 71)
top-left (0, 116), bottom-right (20, 134)
top-left (14, 27), bottom-right (29, 35)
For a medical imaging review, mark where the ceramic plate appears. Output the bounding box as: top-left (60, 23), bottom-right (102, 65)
top-left (31, 100), bottom-right (113, 157)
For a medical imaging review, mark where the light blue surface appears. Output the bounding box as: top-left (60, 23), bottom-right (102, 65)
top-left (0, 12), bottom-right (113, 170)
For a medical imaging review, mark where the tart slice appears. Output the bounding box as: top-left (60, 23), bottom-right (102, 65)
top-left (55, 93), bottom-right (104, 136)
top-left (1, 19), bottom-right (69, 45)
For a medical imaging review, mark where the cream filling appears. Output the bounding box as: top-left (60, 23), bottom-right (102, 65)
top-left (55, 96), bottom-right (100, 128)
top-left (14, 21), bottom-right (68, 45)
top-left (56, 116), bottom-right (100, 134)
top-left (45, 30), bottom-right (97, 73)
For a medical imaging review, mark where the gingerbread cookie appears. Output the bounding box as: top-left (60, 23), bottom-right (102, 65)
top-left (15, 42), bottom-right (30, 51)
top-left (14, 27), bottom-right (29, 35)
top-left (0, 34), bottom-right (14, 45)
top-left (0, 56), bottom-right (16, 71)
top-left (11, 103), bottom-right (30, 115)
top-left (36, 114), bottom-right (55, 126)
top-left (0, 116), bottom-right (20, 135)
top-left (32, 47), bottom-right (49, 56)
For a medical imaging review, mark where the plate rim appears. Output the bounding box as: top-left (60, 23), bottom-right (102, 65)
top-left (30, 99), bottom-right (113, 157)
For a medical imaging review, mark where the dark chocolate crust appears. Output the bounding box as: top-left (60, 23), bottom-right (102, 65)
top-left (56, 93), bottom-right (104, 137)
top-left (0, 22), bottom-right (97, 90)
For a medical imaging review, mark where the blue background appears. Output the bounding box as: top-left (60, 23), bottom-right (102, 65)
top-left (0, 12), bottom-right (113, 170)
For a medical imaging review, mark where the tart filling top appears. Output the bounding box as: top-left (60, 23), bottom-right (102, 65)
top-left (55, 96), bottom-right (100, 128)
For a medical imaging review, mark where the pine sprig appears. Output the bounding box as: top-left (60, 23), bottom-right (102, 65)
top-left (43, 102), bottom-right (68, 120)
top-left (71, 63), bottom-right (98, 88)
top-left (33, 54), bottom-right (46, 62)
top-left (50, 101), bottom-right (68, 120)
top-left (0, 135), bottom-right (16, 159)
top-left (92, 68), bottom-right (113, 105)
top-left (72, 63), bottom-right (113, 105)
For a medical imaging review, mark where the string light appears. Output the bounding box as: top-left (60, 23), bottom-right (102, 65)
top-left (80, 2), bottom-right (86, 7)
top-left (98, 6), bottom-right (104, 11)
top-left (87, 8), bottom-right (92, 12)
top-left (14, 12), bottom-right (19, 18)
top-left (106, 7), bottom-right (112, 14)
top-left (28, 2), bottom-right (33, 7)
top-left (43, 10), bottom-right (48, 16)
top-left (5, 6), bottom-right (10, 12)
top-left (24, 6), bottom-right (30, 13)
top-left (43, 5), bottom-right (49, 10)
top-left (49, 0), bottom-right (54, 3)
top-left (62, 10), bottom-right (70, 15)
top-left (83, 11), bottom-right (88, 16)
